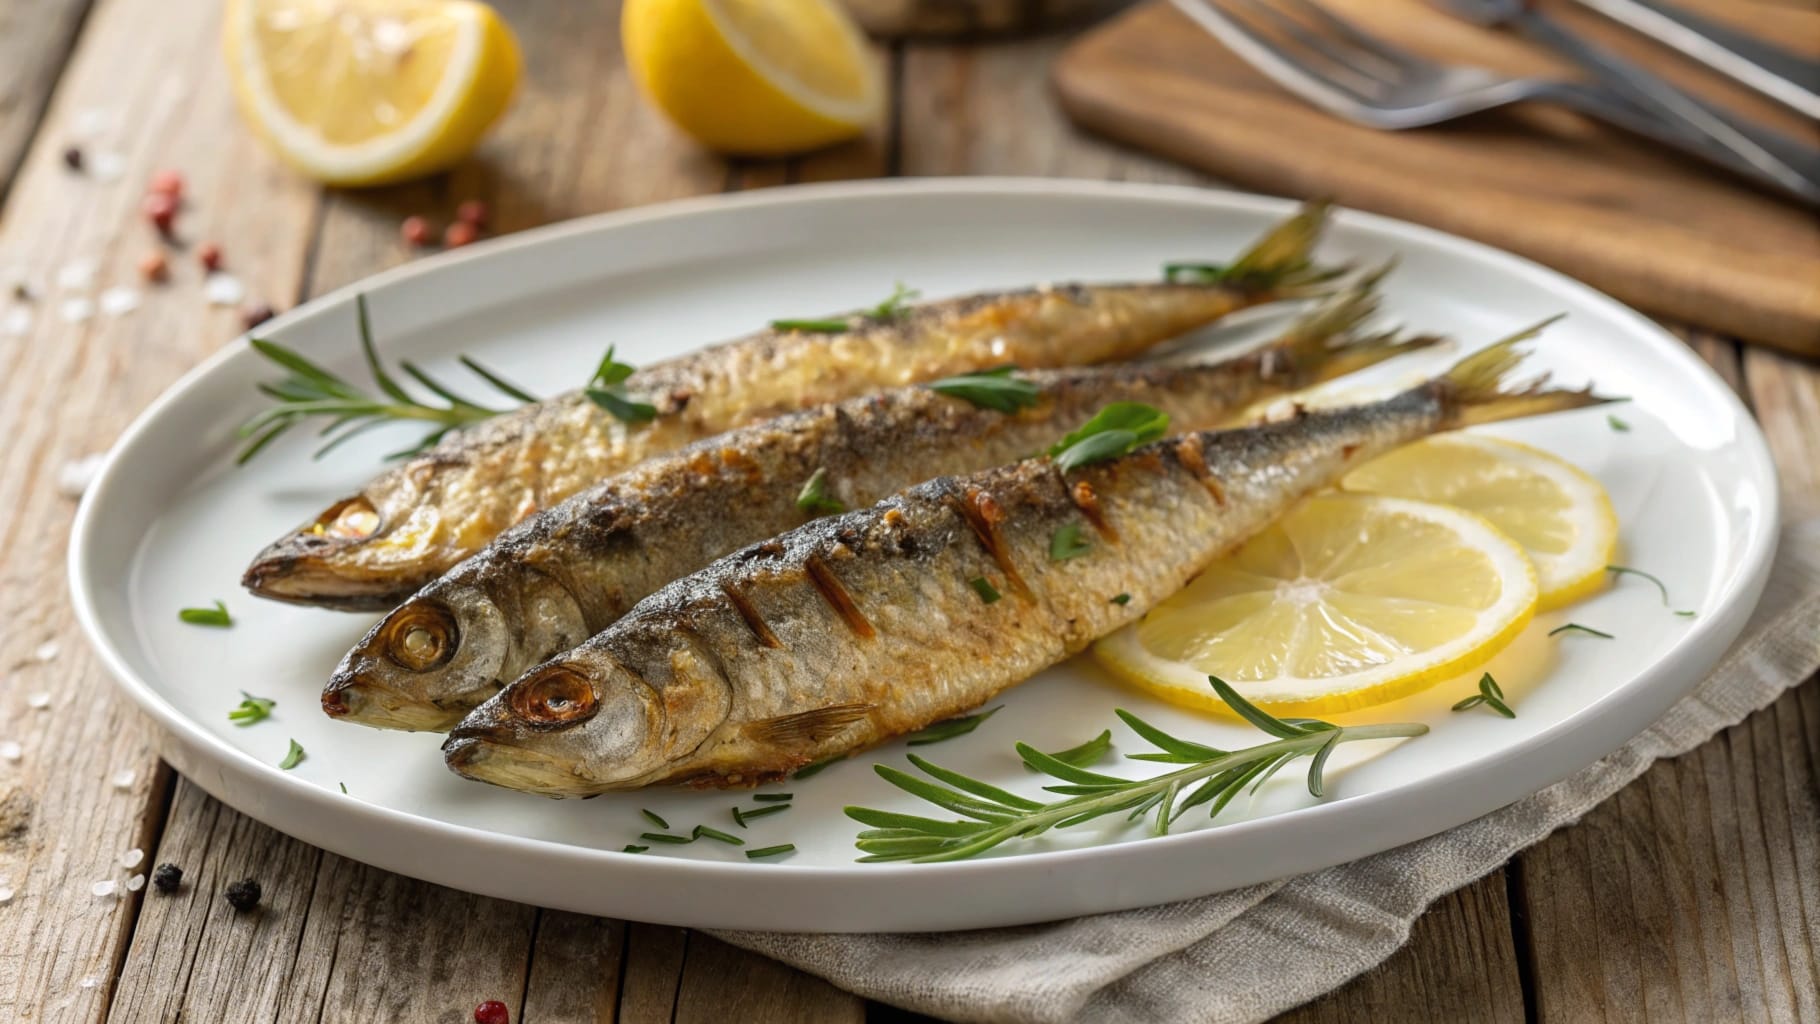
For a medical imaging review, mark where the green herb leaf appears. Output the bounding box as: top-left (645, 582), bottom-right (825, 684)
top-left (794, 756), bottom-right (845, 780)
top-left (1111, 593), bottom-right (1132, 606)
top-left (733, 803), bottom-right (791, 828)
top-left (927, 365), bottom-right (1042, 414)
top-left (278, 739), bottom-right (306, 770)
top-left (905, 706), bottom-right (1002, 746)
top-left (1209, 677), bottom-right (1308, 739)
top-left (746, 843), bottom-right (796, 860)
top-left (1607, 565), bottom-right (1669, 605)
top-left (868, 282), bottom-right (921, 320)
top-left (796, 467), bottom-right (846, 516)
top-left (622, 845), bottom-right (649, 854)
top-left (770, 317), bottom-right (852, 333)
top-left (339, 782), bottom-right (348, 794)
top-left (1675, 610), bottom-right (1698, 618)
top-left (1607, 414), bottom-right (1630, 432)
top-left (1548, 623), bottom-right (1614, 638)
top-left (752, 793), bottom-right (794, 803)
top-left (1049, 522), bottom-right (1092, 561)
top-left (640, 809), bottom-right (669, 830)
top-left (1451, 695), bottom-right (1486, 712)
top-left (591, 346), bottom-right (636, 388)
top-left (640, 832), bottom-right (694, 844)
top-left (692, 824), bottom-right (744, 846)
top-left (228, 692), bottom-right (276, 726)
top-left (1041, 730), bottom-right (1113, 769)
top-left (969, 577), bottom-right (1002, 604)
top-left (1048, 403), bottom-right (1170, 472)
top-left (585, 345), bottom-right (658, 423)
top-left (1452, 673), bottom-right (1515, 718)
top-left (180, 601), bottom-right (233, 628)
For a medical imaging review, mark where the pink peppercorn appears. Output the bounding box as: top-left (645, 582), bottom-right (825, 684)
top-left (241, 303), bottom-right (276, 330)
top-left (401, 216), bottom-right (433, 247)
top-left (139, 251), bottom-right (169, 283)
top-left (474, 1000), bottom-right (509, 1024)
top-left (444, 220), bottom-right (478, 248)
top-left (455, 199), bottom-right (489, 229)
top-left (148, 169), bottom-right (184, 199)
top-left (197, 242), bottom-right (223, 271)
top-left (143, 193), bottom-right (178, 234)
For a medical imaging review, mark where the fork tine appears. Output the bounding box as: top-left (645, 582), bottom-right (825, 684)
top-left (1174, 0), bottom-right (1380, 111)
top-left (1225, 0), bottom-right (1403, 88)
top-left (1278, 0), bottom-right (1440, 74)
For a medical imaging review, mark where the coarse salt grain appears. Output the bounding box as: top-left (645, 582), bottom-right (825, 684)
top-left (88, 151), bottom-right (126, 183)
top-left (60, 297), bottom-right (95, 323)
top-left (125, 874), bottom-right (145, 892)
top-left (112, 769), bottom-right (137, 790)
top-left (35, 640), bottom-right (60, 662)
top-left (2, 308), bottom-right (30, 336)
top-left (79, 975), bottom-right (102, 989)
top-left (203, 273), bottom-right (245, 306)
top-left (120, 848), bottom-right (144, 869)
top-left (0, 741), bottom-right (20, 761)
top-left (99, 286), bottom-right (140, 316)
top-left (56, 259), bottom-right (97, 291)
top-left (91, 879), bottom-right (116, 897)
top-left (56, 454), bottom-right (106, 498)
top-left (28, 693), bottom-right (51, 710)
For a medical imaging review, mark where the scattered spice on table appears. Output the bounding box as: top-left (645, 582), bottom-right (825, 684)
top-left (456, 199), bottom-right (489, 229)
top-left (401, 215), bottom-right (432, 247)
top-left (91, 879), bottom-right (116, 898)
top-left (224, 878), bottom-right (261, 912)
top-left (138, 251), bottom-right (168, 283)
top-left (119, 847), bottom-right (144, 869)
top-left (444, 220), bottom-right (478, 248)
top-left (241, 302), bottom-right (275, 330)
top-left (148, 169), bottom-right (183, 199)
top-left (125, 873), bottom-right (145, 892)
top-left (151, 863), bottom-right (183, 893)
top-left (62, 146), bottom-right (84, 171)
top-left (143, 192), bottom-right (177, 234)
top-left (197, 242), bottom-right (223, 272)
top-left (474, 999), bottom-right (509, 1024)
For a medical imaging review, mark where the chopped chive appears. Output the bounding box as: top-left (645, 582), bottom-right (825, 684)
top-left (278, 739), bottom-right (306, 770)
top-left (1675, 610), bottom-right (1697, 618)
top-left (622, 845), bottom-right (649, 854)
top-left (1049, 522), bottom-right (1092, 561)
top-left (1607, 565), bottom-right (1672, 605)
top-left (338, 782), bottom-right (347, 794)
top-left (1111, 593), bottom-right (1132, 606)
top-left (640, 808), bottom-right (669, 829)
top-left (906, 706), bottom-right (1002, 746)
top-left (746, 843), bottom-right (796, 860)
top-left (228, 691), bottom-right (276, 726)
top-left (796, 467), bottom-right (846, 516)
top-left (693, 825), bottom-right (744, 846)
top-left (1548, 623), bottom-right (1614, 638)
top-left (794, 756), bottom-right (844, 780)
top-left (927, 365), bottom-right (1041, 414)
top-left (639, 832), bottom-right (694, 845)
top-left (969, 577), bottom-right (1002, 604)
top-left (734, 804), bottom-right (791, 829)
top-left (752, 793), bottom-right (794, 803)
top-left (179, 601), bottom-right (233, 628)
top-left (1608, 414), bottom-right (1630, 432)
top-left (770, 317), bottom-right (851, 333)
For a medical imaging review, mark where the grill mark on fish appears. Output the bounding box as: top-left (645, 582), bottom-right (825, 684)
top-left (950, 487), bottom-right (1031, 601)
top-left (1069, 480), bottom-right (1117, 542)
top-left (720, 580), bottom-right (782, 649)
top-left (804, 554), bottom-right (875, 639)
top-left (1175, 434), bottom-right (1228, 506)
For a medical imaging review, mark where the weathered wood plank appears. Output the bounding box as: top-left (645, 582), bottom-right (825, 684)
top-left (521, 912), bottom-right (625, 1024)
top-left (0, 0), bottom-right (322, 1013)
top-left (673, 934), bottom-right (867, 1024)
top-left (617, 924), bottom-right (691, 1023)
top-left (0, 0), bottom-right (97, 200)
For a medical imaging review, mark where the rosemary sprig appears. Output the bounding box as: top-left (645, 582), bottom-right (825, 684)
top-left (179, 601), bottom-right (233, 628)
top-left (1607, 565), bottom-right (1694, 616)
top-left (771, 283), bottom-right (923, 334)
top-left (1548, 623), bottom-right (1613, 639)
top-left (905, 706), bottom-right (1002, 746)
top-left (1049, 403), bottom-right (1170, 472)
top-left (1039, 730), bottom-right (1113, 769)
top-left (585, 346), bottom-right (657, 423)
top-left (1451, 673), bottom-right (1515, 718)
top-left (927, 366), bottom-right (1042, 414)
top-left (228, 692), bottom-right (276, 726)
top-left (845, 678), bottom-right (1425, 862)
top-left (238, 294), bottom-right (537, 464)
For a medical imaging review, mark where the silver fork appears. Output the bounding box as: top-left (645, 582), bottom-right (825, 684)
top-left (1172, 0), bottom-right (1820, 205)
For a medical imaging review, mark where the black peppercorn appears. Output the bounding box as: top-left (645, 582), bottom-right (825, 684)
top-left (151, 863), bottom-right (183, 894)
top-left (224, 878), bottom-right (261, 912)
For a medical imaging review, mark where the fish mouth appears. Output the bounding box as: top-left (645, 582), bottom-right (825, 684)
top-left (442, 730), bottom-right (596, 796)
top-left (321, 673), bottom-right (470, 732)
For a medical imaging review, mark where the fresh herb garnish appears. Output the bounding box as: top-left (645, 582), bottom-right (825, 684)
top-left (1548, 623), bottom-right (1614, 638)
top-left (622, 845), bottom-right (649, 854)
top-left (179, 601), bottom-right (233, 628)
top-left (228, 692), bottom-right (276, 726)
top-left (339, 782), bottom-right (348, 794)
top-left (796, 467), bottom-right (846, 516)
top-left (1451, 673), bottom-right (1515, 718)
top-left (238, 293), bottom-right (536, 463)
top-left (1162, 261), bottom-right (1228, 284)
top-left (1041, 730), bottom-right (1113, 769)
top-left (794, 756), bottom-right (845, 780)
top-left (867, 282), bottom-right (921, 320)
top-left (1111, 593), bottom-right (1132, 606)
top-left (906, 706), bottom-right (1002, 746)
top-left (278, 739), bottom-right (306, 770)
top-left (692, 824), bottom-right (744, 846)
top-left (1608, 414), bottom-right (1630, 432)
top-left (927, 365), bottom-right (1042, 414)
top-left (1607, 565), bottom-right (1694, 616)
top-left (1049, 523), bottom-right (1092, 561)
top-left (770, 317), bottom-right (853, 334)
top-left (772, 284), bottom-right (923, 334)
top-left (746, 844), bottom-right (796, 860)
top-left (640, 809), bottom-right (669, 829)
top-left (584, 345), bottom-right (657, 423)
top-left (752, 793), bottom-right (793, 803)
top-left (969, 577), bottom-right (1002, 604)
top-left (1675, 610), bottom-right (1697, 618)
top-left (845, 677), bottom-right (1425, 862)
top-left (640, 832), bottom-right (694, 845)
top-left (733, 804), bottom-right (791, 828)
top-left (1048, 403), bottom-right (1170, 472)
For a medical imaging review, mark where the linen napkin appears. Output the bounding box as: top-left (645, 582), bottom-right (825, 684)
top-left (718, 516), bottom-right (1820, 1024)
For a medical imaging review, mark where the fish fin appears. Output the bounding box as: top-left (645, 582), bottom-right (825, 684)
top-left (1437, 315), bottom-right (1623, 427)
top-left (745, 703), bottom-right (873, 745)
top-left (1266, 266), bottom-right (1446, 386)
top-left (1222, 200), bottom-right (1347, 296)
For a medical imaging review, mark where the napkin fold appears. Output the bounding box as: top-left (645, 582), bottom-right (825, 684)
top-left (718, 517), bottom-right (1820, 1024)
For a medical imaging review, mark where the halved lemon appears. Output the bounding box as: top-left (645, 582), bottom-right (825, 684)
top-left (223, 0), bottom-right (522, 186)
top-left (622, 0), bottom-right (882, 156)
top-left (1095, 493), bottom-right (1538, 717)
top-left (1340, 435), bottom-right (1616, 610)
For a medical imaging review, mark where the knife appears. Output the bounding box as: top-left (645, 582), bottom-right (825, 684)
top-left (1577, 0), bottom-right (1820, 120)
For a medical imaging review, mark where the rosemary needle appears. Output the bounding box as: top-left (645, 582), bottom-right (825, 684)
top-left (746, 844), bottom-right (796, 860)
top-left (640, 809), bottom-right (669, 830)
top-left (752, 793), bottom-right (794, 803)
top-left (1548, 623), bottom-right (1614, 638)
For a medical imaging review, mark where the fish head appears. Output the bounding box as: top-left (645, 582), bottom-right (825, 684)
top-left (243, 494), bottom-right (425, 611)
top-left (443, 644), bottom-right (727, 796)
top-left (322, 583), bottom-right (516, 731)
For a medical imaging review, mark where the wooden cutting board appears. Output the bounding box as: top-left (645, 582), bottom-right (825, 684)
top-left (1053, 0), bottom-right (1820, 355)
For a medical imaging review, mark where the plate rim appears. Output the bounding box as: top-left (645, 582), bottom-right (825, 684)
top-left (68, 177), bottom-right (1781, 932)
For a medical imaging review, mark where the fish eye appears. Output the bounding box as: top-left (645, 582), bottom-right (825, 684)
top-left (316, 496), bottom-right (381, 540)
top-left (509, 667), bottom-right (599, 726)
top-left (383, 602), bottom-right (458, 671)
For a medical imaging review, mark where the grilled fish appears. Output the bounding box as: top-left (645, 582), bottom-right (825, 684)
top-left (245, 205), bottom-right (1339, 612)
top-left (443, 328), bottom-right (1610, 795)
top-left (324, 285), bottom-right (1435, 731)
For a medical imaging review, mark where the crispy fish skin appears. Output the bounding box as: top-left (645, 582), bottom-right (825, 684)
top-left (324, 289), bottom-right (1435, 731)
top-left (443, 334), bottom-right (1610, 796)
top-left (243, 206), bottom-right (1337, 612)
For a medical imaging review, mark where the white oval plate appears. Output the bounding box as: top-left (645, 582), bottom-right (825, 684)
top-left (71, 179), bottom-right (1777, 932)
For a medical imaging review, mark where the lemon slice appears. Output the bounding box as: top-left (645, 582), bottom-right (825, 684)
top-left (1340, 435), bottom-right (1617, 610)
top-left (623, 0), bottom-right (882, 155)
top-left (1095, 493), bottom-right (1538, 717)
top-left (223, 0), bottom-right (522, 186)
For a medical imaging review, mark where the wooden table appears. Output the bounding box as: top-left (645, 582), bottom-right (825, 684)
top-left (1, 2), bottom-right (1815, 1021)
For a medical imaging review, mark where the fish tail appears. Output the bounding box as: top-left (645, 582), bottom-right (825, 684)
top-left (1270, 263), bottom-right (1444, 384)
top-left (1222, 200), bottom-right (1348, 296)
top-left (1435, 315), bottom-right (1620, 427)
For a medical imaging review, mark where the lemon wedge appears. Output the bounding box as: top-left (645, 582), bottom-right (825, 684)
top-left (622, 0), bottom-right (882, 155)
top-left (1340, 435), bottom-right (1617, 610)
top-left (223, 0), bottom-right (522, 186)
top-left (1095, 493), bottom-right (1539, 717)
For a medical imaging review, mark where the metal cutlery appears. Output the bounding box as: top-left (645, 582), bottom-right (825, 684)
top-left (1576, 0), bottom-right (1820, 120)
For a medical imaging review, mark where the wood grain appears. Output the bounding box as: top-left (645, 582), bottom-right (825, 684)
top-left (1052, 0), bottom-right (1820, 354)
